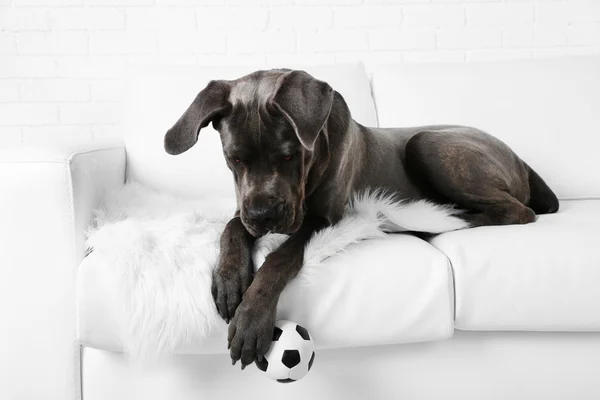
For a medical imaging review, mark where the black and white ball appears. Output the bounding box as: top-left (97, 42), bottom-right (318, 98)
top-left (254, 320), bottom-right (315, 383)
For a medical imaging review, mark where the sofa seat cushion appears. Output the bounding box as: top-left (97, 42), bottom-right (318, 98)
top-left (77, 234), bottom-right (454, 354)
top-left (431, 200), bottom-right (600, 332)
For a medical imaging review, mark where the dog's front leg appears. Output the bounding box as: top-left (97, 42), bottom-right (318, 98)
top-left (212, 212), bottom-right (256, 323)
top-left (228, 215), bottom-right (329, 369)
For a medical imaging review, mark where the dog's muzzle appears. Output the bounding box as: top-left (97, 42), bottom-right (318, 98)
top-left (242, 196), bottom-right (291, 237)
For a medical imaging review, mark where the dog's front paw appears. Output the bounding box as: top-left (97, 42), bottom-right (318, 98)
top-left (228, 294), bottom-right (276, 369)
top-left (211, 259), bottom-right (253, 323)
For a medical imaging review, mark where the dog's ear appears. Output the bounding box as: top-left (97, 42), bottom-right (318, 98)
top-left (269, 70), bottom-right (334, 152)
top-left (164, 80), bottom-right (231, 155)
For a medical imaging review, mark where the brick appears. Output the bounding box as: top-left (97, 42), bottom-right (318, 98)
top-left (56, 56), bottom-right (125, 79)
top-left (329, 51), bottom-right (367, 63)
top-left (0, 127), bottom-right (22, 147)
top-left (334, 6), bottom-right (401, 28)
top-left (403, 50), bottom-right (465, 63)
top-left (362, 51), bottom-right (405, 65)
top-left (537, 2), bottom-right (600, 24)
top-left (437, 27), bottom-right (502, 49)
top-left (0, 104), bottom-right (58, 126)
top-left (226, 0), bottom-right (291, 5)
top-left (536, 2), bottom-right (570, 24)
top-left (92, 125), bottom-right (119, 139)
top-left (90, 79), bottom-right (124, 102)
top-left (466, 48), bottom-right (532, 62)
top-left (0, 8), bottom-right (49, 30)
top-left (366, 0), bottom-right (429, 4)
top-left (432, 0), bottom-right (497, 2)
top-left (152, 53), bottom-right (198, 64)
top-left (298, 30), bottom-right (368, 52)
top-left (197, 7), bottom-right (268, 30)
top-left (269, 7), bottom-right (334, 30)
top-left (228, 31), bottom-right (296, 54)
top-left (266, 52), bottom-right (337, 65)
top-left (568, 23), bottom-right (600, 46)
top-left (20, 79), bottom-right (90, 102)
top-left (17, 32), bottom-right (88, 55)
top-left (402, 5), bottom-right (465, 28)
top-left (369, 28), bottom-right (436, 51)
top-left (335, 50), bottom-right (404, 65)
top-left (0, 81), bottom-right (20, 102)
top-left (157, 31), bottom-right (226, 54)
top-left (86, 0), bottom-right (153, 5)
top-left (0, 56), bottom-right (57, 78)
top-left (22, 125), bottom-right (93, 145)
top-left (59, 103), bottom-right (121, 125)
top-left (49, 8), bottom-right (125, 30)
top-left (13, 0), bottom-right (84, 6)
top-left (535, 24), bottom-right (568, 47)
top-left (502, 24), bottom-right (568, 48)
top-left (569, 2), bottom-right (600, 23)
top-left (502, 25), bottom-right (534, 48)
top-left (0, 33), bottom-right (17, 55)
top-left (122, 54), bottom-right (155, 63)
top-left (159, 0), bottom-right (222, 4)
top-left (89, 32), bottom-right (157, 55)
top-left (533, 47), bottom-right (600, 59)
top-left (467, 3), bottom-right (534, 25)
top-left (298, 0), bottom-right (361, 5)
top-left (126, 7), bottom-right (196, 31)
top-left (195, 53), bottom-right (267, 66)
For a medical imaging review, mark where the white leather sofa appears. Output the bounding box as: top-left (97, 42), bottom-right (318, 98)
top-left (2, 57), bottom-right (600, 400)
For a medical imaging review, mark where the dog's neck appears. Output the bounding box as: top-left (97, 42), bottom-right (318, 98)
top-left (304, 91), bottom-right (368, 222)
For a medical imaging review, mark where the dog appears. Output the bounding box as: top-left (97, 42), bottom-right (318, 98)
top-left (164, 69), bottom-right (559, 369)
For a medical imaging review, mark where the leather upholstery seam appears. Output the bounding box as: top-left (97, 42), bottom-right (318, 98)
top-left (65, 154), bottom-right (81, 400)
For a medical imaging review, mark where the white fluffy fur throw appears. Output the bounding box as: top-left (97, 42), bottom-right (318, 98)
top-left (86, 183), bottom-right (466, 360)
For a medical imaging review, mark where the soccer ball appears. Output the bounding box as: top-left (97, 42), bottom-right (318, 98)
top-left (254, 320), bottom-right (316, 383)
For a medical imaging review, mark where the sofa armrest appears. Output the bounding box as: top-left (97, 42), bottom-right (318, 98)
top-left (0, 139), bottom-right (126, 400)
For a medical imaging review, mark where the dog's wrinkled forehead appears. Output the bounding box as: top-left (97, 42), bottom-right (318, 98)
top-left (219, 70), bottom-right (295, 150)
top-left (228, 69), bottom-right (288, 107)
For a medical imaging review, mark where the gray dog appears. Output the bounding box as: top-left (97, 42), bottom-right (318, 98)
top-left (164, 69), bottom-right (558, 369)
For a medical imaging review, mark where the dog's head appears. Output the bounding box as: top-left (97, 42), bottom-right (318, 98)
top-left (164, 69), bottom-right (334, 237)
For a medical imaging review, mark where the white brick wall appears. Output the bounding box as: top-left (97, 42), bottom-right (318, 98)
top-left (1, 0), bottom-right (599, 146)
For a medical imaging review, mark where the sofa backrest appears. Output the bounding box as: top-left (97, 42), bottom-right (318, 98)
top-left (121, 62), bottom-right (377, 201)
top-left (370, 56), bottom-right (600, 200)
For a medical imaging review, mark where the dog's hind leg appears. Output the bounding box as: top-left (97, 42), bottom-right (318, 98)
top-left (458, 193), bottom-right (537, 228)
top-left (404, 129), bottom-right (542, 229)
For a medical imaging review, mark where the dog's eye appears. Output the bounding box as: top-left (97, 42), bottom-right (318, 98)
top-left (232, 157), bottom-right (241, 164)
top-left (283, 154), bottom-right (293, 161)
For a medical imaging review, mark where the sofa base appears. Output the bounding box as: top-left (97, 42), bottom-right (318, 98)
top-left (82, 331), bottom-right (600, 400)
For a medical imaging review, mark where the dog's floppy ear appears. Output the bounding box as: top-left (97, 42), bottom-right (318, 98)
top-left (269, 70), bottom-right (334, 152)
top-left (164, 80), bottom-right (231, 155)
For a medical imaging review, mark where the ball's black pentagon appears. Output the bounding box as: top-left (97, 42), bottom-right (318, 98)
top-left (295, 324), bottom-right (310, 340)
top-left (272, 326), bottom-right (283, 341)
top-left (281, 349), bottom-right (301, 369)
top-left (308, 351), bottom-right (315, 371)
top-left (255, 357), bottom-right (268, 372)
top-left (276, 378), bottom-right (296, 384)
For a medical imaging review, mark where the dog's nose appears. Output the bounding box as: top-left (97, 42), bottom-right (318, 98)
top-left (247, 205), bottom-right (277, 226)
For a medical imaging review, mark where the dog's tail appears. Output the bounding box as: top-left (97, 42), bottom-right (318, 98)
top-left (525, 163), bottom-right (559, 214)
